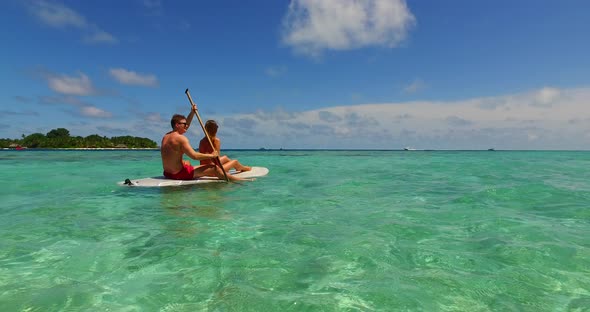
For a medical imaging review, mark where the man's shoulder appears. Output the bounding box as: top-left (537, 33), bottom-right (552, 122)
top-left (164, 131), bottom-right (187, 142)
top-left (163, 131), bottom-right (175, 138)
top-left (173, 133), bottom-right (188, 142)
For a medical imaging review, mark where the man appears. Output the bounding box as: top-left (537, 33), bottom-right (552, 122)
top-left (199, 120), bottom-right (251, 172)
top-left (161, 109), bottom-right (247, 182)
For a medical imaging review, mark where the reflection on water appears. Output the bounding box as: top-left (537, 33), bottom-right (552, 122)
top-left (160, 184), bottom-right (233, 237)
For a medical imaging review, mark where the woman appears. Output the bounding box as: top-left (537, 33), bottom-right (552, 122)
top-left (198, 120), bottom-right (251, 172)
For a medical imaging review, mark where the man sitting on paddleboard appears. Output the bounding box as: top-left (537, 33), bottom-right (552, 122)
top-left (161, 113), bottom-right (248, 181)
top-left (199, 120), bottom-right (251, 172)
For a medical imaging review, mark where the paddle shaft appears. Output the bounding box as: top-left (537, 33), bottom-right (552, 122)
top-left (185, 89), bottom-right (229, 182)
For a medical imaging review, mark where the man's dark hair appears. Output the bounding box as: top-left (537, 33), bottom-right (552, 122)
top-left (171, 114), bottom-right (186, 129)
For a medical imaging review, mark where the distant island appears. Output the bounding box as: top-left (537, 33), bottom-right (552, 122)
top-left (1, 128), bottom-right (157, 149)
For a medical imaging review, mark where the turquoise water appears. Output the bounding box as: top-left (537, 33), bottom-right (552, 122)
top-left (1, 150), bottom-right (589, 311)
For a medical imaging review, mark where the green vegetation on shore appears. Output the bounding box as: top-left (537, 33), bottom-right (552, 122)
top-left (1, 128), bottom-right (157, 149)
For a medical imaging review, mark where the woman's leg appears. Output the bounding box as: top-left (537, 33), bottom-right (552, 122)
top-left (192, 164), bottom-right (216, 178)
top-left (193, 164), bottom-right (251, 181)
top-left (222, 159), bottom-right (251, 172)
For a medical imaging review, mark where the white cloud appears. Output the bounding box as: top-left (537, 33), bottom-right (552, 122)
top-left (265, 66), bottom-right (288, 78)
top-left (446, 116), bottom-right (472, 127)
top-left (109, 68), bottom-right (159, 87)
top-left (527, 133), bottom-right (539, 141)
top-left (282, 0), bottom-right (415, 57)
top-left (210, 86), bottom-right (590, 149)
top-left (28, 0), bottom-right (87, 28)
top-left (27, 0), bottom-right (117, 44)
top-left (47, 72), bottom-right (95, 95)
top-left (0, 110), bottom-right (39, 116)
top-left (80, 106), bottom-right (112, 118)
top-left (142, 0), bottom-right (162, 8)
top-left (140, 0), bottom-right (164, 17)
top-left (19, 86), bottom-right (589, 150)
top-left (254, 108), bottom-right (298, 121)
top-left (83, 30), bottom-right (118, 44)
top-left (144, 112), bottom-right (164, 122)
top-left (403, 79), bottom-right (426, 93)
top-left (318, 110), bottom-right (342, 122)
top-left (38, 94), bottom-right (114, 119)
top-left (532, 86), bottom-right (561, 107)
top-left (14, 96), bottom-right (33, 103)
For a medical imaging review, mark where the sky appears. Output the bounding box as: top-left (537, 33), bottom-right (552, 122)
top-left (1, 0), bottom-right (589, 150)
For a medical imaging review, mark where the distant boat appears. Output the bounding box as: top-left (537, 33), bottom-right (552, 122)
top-left (487, 148), bottom-right (495, 151)
top-left (9, 144), bottom-right (27, 150)
top-left (403, 147), bottom-right (416, 151)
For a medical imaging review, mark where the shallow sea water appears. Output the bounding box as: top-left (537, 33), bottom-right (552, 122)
top-left (1, 150), bottom-right (589, 311)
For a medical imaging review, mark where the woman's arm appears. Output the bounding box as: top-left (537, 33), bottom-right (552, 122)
top-left (213, 137), bottom-right (221, 152)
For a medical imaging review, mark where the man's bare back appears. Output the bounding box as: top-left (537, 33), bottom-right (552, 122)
top-left (161, 131), bottom-right (194, 174)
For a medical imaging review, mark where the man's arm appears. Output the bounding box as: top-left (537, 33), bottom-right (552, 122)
top-left (185, 108), bottom-right (196, 129)
top-left (180, 136), bottom-right (218, 160)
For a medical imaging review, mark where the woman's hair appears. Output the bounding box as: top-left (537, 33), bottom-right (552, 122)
top-left (205, 120), bottom-right (219, 135)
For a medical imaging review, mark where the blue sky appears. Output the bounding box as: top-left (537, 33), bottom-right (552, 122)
top-left (1, 0), bottom-right (589, 149)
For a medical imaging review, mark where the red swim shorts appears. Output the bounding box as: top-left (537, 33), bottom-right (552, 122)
top-left (163, 163), bottom-right (195, 180)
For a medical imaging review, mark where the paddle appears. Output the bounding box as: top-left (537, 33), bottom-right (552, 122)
top-left (185, 88), bottom-right (229, 182)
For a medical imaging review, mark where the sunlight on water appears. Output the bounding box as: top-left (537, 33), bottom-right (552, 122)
top-left (1, 150), bottom-right (589, 310)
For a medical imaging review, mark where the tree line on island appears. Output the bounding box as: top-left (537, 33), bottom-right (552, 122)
top-left (1, 128), bottom-right (157, 149)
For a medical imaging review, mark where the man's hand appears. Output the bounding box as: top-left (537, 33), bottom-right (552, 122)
top-left (210, 150), bottom-right (219, 158)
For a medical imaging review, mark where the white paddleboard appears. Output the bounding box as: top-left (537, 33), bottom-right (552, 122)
top-left (118, 166), bottom-right (269, 187)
